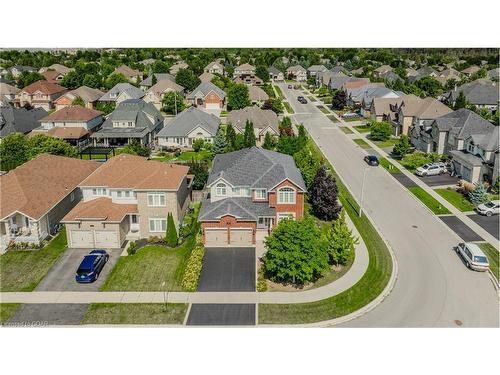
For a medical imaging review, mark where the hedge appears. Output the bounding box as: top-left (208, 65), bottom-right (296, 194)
top-left (181, 240), bottom-right (205, 292)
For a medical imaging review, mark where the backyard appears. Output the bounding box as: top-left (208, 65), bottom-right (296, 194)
top-left (151, 149), bottom-right (212, 162)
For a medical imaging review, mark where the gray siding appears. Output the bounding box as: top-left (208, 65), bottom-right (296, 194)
top-left (47, 188), bottom-right (83, 232)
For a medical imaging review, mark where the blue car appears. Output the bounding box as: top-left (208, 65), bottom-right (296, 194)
top-left (75, 249), bottom-right (109, 283)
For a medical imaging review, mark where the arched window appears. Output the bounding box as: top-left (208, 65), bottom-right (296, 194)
top-left (278, 187), bottom-right (295, 204)
top-left (216, 183), bottom-right (227, 197)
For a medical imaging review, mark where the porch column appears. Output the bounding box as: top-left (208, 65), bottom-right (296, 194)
top-left (3, 221), bottom-right (10, 239)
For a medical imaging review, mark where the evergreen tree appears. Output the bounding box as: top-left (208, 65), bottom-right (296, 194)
top-left (310, 165), bottom-right (342, 221)
top-left (212, 128), bottom-right (227, 154)
top-left (297, 124), bottom-right (308, 149)
top-left (225, 123), bottom-right (237, 151)
top-left (392, 135), bottom-right (411, 158)
top-left (325, 211), bottom-right (358, 265)
top-left (332, 90), bottom-right (347, 110)
top-left (469, 182), bottom-right (489, 206)
top-left (262, 132), bottom-right (275, 150)
top-left (243, 120), bottom-right (256, 147)
top-left (454, 91), bottom-right (468, 110)
top-left (165, 212), bottom-right (178, 247)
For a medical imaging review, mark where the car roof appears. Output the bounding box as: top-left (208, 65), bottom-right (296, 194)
top-left (464, 243), bottom-right (487, 257)
top-left (488, 200), bottom-right (500, 204)
top-left (368, 155), bottom-right (378, 159)
top-left (78, 254), bottom-right (98, 269)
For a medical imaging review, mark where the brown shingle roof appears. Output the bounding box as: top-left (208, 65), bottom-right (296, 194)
top-left (0, 154), bottom-right (100, 220)
top-left (79, 154), bottom-right (190, 190)
top-left (42, 70), bottom-right (63, 82)
top-left (40, 106), bottom-right (102, 122)
top-left (114, 64), bottom-right (142, 78)
top-left (62, 197), bottom-right (137, 222)
top-left (20, 80), bottom-right (66, 95)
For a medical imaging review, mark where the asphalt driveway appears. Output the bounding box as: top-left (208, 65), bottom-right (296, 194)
top-left (439, 216), bottom-right (484, 242)
top-left (186, 304), bottom-right (255, 326)
top-left (6, 304), bottom-right (89, 326)
top-left (467, 214), bottom-right (499, 240)
top-left (417, 174), bottom-right (459, 187)
top-left (198, 247), bottom-right (255, 292)
top-left (36, 248), bottom-right (122, 292)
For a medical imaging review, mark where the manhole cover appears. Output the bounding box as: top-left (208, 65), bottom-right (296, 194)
top-left (412, 225), bottom-right (418, 228)
top-left (454, 320), bottom-right (463, 326)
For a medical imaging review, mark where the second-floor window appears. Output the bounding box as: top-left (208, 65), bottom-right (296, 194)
top-left (92, 188), bottom-right (107, 196)
top-left (254, 189), bottom-right (267, 200)
top-left (216, 183), bottom-right (227, 197)
top-left (278, 187), bottom-right (295, 204)
top-left (148, 192), bottom-right (166, 206)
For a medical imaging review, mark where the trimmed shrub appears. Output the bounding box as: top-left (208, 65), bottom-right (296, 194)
top-left (181, 244), bottom-right (205, 291)
top-left (165, 213), bottom-right (178, 247)
top-left (257, 266), bottom-right (268, 292)
top-left (127, 241), bottom-right (138, 256)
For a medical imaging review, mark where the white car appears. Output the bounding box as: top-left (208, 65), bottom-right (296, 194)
top-left (455, 242), bottom-right (489, 271)
top-left (476, 200), bottom-right (500, 216)
top-left (415, 163), bottom-right (447, 177)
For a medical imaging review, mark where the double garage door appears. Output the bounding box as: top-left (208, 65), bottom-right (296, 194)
top-left (205, 228), bottom-right (253, 247)
top-left (69, 230), bottom-right (120, 249)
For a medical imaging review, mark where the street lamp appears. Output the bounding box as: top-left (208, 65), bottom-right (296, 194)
top-left (359, 167), bottom-right (369, 218)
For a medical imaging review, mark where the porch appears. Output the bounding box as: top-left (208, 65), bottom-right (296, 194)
top-left (0, 213), bottom-right (49, 251)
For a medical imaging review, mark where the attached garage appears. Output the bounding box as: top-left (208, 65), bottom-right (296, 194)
top-left (205, 102), bottom-right (221, 109)
top-left (68, 229), bottom-right (121, 249)
top-left (69, 230), bottom-right (93, 248)
top-left (94, 230), bottom-right (120, 248)
top-left (229, 228), bottom-right (253, 247)
top-left (205, 229), bottom-right (228, 247)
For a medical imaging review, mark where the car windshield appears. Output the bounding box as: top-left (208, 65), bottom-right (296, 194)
top-left (484, 202), bottom-right (495, 208)
top-left (422, 164), bottom-right (430, 169)
top-left (473, 256), bottom-right (488, 263)
top-left (76, 268), bottom-right (91, 276)
top-left (369, 156), bottom-right (377, 161)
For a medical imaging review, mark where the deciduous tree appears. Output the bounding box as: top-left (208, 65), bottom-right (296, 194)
top-left (331, 90), bottom-right (347, 110)
top-left (325, 211), bottom-right (358, 265)
top-left (392, 135), bottom-right (411, 158)
top-left (309, 165), bottom-right (342, 221)
top-left (161, 91), bottom-right (186, 115)
top-left (227, 84), bottom-right (250, 110)
top-left (369, 121), bottom-right (392, 141)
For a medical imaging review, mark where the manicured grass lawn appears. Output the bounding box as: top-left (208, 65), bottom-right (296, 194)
top-left (340, 127), bottom-right (354, 134)
top-left (259, 139), bottom-right (393, 324)
top-left (379, 157), bottom-right (401, 174)
top-left (82, 303), bottom-right (187, 325)
top-left (435, 189), bottom-right (475, 212)
top-left (307, 96), bottom-right (315, 101)
top-left (352, 125), bottom-right (371, 133)
top-left (321, 96), bottom-right (332, 104)
top-left (318, 106), bottom-right (330, 114)
top-left (370, 138), bottom-right (399, 149)
top-left (152, 149), bottom-right (212, 162)
top-left (327, 115), bottom-right (339, 123)
top-left (344, 117), bottom-right (364, 122)
top-left (353, 138), bottom-right (371, 149)
top-left (274, 85), bottom-right (283, 99)
top-left (0, 304), bottom-right (20, 325)
top-left (478, 243), bottom-right (499, 281)
top-left (0, 229), bottom-right (68, 292)
top-left (408, 187), bottom-right (451, 215)
top-left (283, 101), bottom-right (294, 114)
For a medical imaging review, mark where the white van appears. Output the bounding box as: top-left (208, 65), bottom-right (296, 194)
top-left (455, 242), bottom-right (490, 271)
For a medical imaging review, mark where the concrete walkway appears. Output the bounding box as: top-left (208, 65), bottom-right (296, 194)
top-left (304, 88), bottom-right (499, 250)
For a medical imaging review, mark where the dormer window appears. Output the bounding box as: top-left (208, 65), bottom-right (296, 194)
top-left (278, 187), bottom-right (295, 204)
top-left (216, 183), bottom-right (227, 197)
top-left (254, 189), bottom-right (267, 200)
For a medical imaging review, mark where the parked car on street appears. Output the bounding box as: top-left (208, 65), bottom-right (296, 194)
top-left (364, 155), bottom-right (379, 166)
top-left (455, 242), bottom-right (490, 271)
top-left (476, 200), bottom-right (500, 217)
top-left (415, 162), bottom-right (447, 176)
top-left (297, 96), bottom-right (307, 104)
top-left (75, 249), bottom-right (109, 283)
top-left (342, 112), bottom-right (361, 119)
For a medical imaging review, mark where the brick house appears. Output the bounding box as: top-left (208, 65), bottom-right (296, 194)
top-left (199, 147), bottom-right (306, 247)
top-left (54, 86), bottom-right (104, 110)
top-left (187, 82), bottom-right (226, 110)
top-left (14, 80), bottom-right (67, 110)
top-left (62, 154), bottom-right (193, 249)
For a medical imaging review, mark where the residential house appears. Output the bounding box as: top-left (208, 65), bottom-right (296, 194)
top-left (199, 72), bottom-right (215, 83)
top-left (358, 87), bottom-right (403, 116)
top-left (62, 154), bottom-right (192, 249)
top-left (31, 106), bottom-right (104, 148)
top-left (0, 106), bottom-right (47, 139)
top-left (487, 68), bottom-right (499, 81)
top-left (461, 65), bottom-right (481, 77)
top-left (316, 70), bottom-right (346, 87)
top-left (99, 83), bottom-right (145, 104)
top-left (0, 82), bottom-right (20, 104)
top-left (408, 66), bottom-right (438, 83)
top-left (248, 85), bottom-right (269, 105)
top-left (91, 99), bottom-right (163, 147)
top-left (54, 86), bottom-right (104, 110)
top-left (143, 79), bottom-right (185, 110)
top-left (139, 73), bottom-right (175, 91)
top-left (435, 68), bottom-right (462, 86)
top-left (187, 82), bottom-right (226, 110)
top-left (233, 63), bottom-right (261, 85)
top-left (331, 65), bottom-right (349, 75)
top-left (198, 147), bottom-right (306, 247)
top-left (40, 64), bottom-right (73, 83)
top-left (307, 65), bottom-right (328, 77)
top-left (351, 67), bottom-right (364, 76)
top-left (139, 58), bottom-right (156, 66)
top-left (268, 66), bottom-right (284, 81)
top-left (227, 106), bottom-right (279, 145)
top-left (379, 71), bottom-right (401, 83)
top-left (10, 65), bottom-right (36, 78)
top-left (170, 62), bottom-right (189, 76)
top-left (373, 65), bottom-right (393, 78)
top-left (0, 154), bottom-right (100, 252)
top-left (443, 79), bottom-right (499, 113)
top-left (344, 83), bottom-right (388, 108)
top-left (328, 76), bottom-right (359, 90)
top-left (156, 106), bottom-right (221, 149)
top-left (204, 61), bottom-right (224, 75)
top-left (405, 68), bottom-right (419, 79)
top-left (370, 95), bottom-right (416, 123)
top-left (14, 80), bottom-right (67, 110)
top-left (286, 65), bottom-right (307, 82)
top-left (113, 64), bottom-right (143, 83)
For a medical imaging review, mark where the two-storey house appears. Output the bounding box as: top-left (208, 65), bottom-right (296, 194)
top-left (204, 61), bottom-right (224, 75)
top-left (199, 147), bottom-right (306, 247)
top-left (14, 80), bottom-right (67, 110)
top-left (54, 86), bottom-right (104, 110)
top-left (62, 154), bottom-right (192, 249)
top-left (286, 65), bottom-right (307, 82)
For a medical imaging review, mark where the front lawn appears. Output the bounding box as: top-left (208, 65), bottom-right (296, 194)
top-left (379, 157), bottom-right (401, 174)
top-left (435, 188), bottom-right (475, 212)
top-left (274, 85), bottom-right (283, 99)
top-left (283, 101), bottom-right (294, 114)
top-left (352, 125), bottom-right (371, 133)
top-left (408, 187), bottom-right (451, 215)
top-left (353, 138), bottom-right (371, 149)
top-left (321, 96), bottom-right (332, 104)
top-left (0, 229), bottom-right (68, 292)
top-left (0, 304), bottom-right (20, 325)
top-left (307, 96), bottom-right (315, 101)
top-left (339, 127), bottom-right (354, 134)
top-left (82, 303), bottom-right (187, 325)
top-left (318, 106), bottom-right (330, 114)
top-left (478, 243), bottom-right (499, 281)
top-left (370, 138), bottom-right (399, 149)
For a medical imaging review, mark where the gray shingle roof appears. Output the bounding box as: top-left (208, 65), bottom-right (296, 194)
top-left (99, 83), bottom-right (144, 102)
top-left (445, 79), bottom-right (499, 106)
top-left (0, 107), bottom-right (48, 137)
top-left (187, 82), bottom-right (226, 100)
top-left (268, 66), bottom-right (282, 75)
top-left (207, 147), bottom-right (306, 191)
top-left (157, 107), bottom-right (220, 138)
top-left (307, 65), bottom-right (328, 73)
top-left (139, 73), bottom-right (175, 87)
top-left (198, 197), bottom-right (275, 222)
top-left (434, 108), bottom-right (495, 140)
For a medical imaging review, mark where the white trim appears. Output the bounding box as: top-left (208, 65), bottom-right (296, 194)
top-left (269, 178), bottom-right (306, 192)
top-left (148, 218), bottom-right (166, 232)
top-left (277, 186), bottom-right (296, 204)
top-left (277, 212), bottom-right (295, 222)
top-left (147, 192), bottom-right (166, 207)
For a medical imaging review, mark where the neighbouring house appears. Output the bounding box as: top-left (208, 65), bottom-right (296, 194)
top-left (331, 65), bottom-right (349, 75)
top-left (379, 71), bottom-right (401, 83)
top-left (351, 67), bottom-right (364, 76)
top-left (373, 65), bottom-right (393, 78)
top-left (487, 68), bottom-right (499, 81)
top-left (91, 99), bottom-right (163, 147)
top-left (61, 154), bottom-right (193, 249)
top-left (0, 82), bottom-right (20, 104)
top-left (139, 73), bottom-right (175, 91)
top-left (0, 106), bottom-right (47, 139)
top-left (10, 65), bottom-right (36, 78)
top-left (14, 80), bottom-right (67, 110)
top-left (99, 83), bottom-right (145, 104)
top-left (139, 58), bottom-right (156, 66)
top-left (248, 85), bottom-right (269, 104)
top-left (187, 82), bottom-right (226, 110)
top-left (143, 79), bottom-right (185, 110)
top-left (406, 68), bottom-right (419, 79)
top-left (204, 61), bottom-right (224, 75)
top-left (461, 65), bottom-right (481, 77)
top-left (442, 79), bottom-right (499, 113)
top-left (227, 106), bottom-right (279, 145)
top-left (435, 68), bottom-right (462, 86)
top-left (408, 66), bottom-right (438, 83)
top-left (198, 147), bottom-right (306, 247)
top-left (233, 63), bottom-right (261, 85)
top-left (344, 83), bottom-right (390, 108)
top-left (0, 154), bottom-right (100, 252)
top-left (54, 86), bottom-right (104, 110)
top-left (39, 63), bottom-right (73, 75)
top-left (268, 66), bottom-right (284, 81)
top-left (316, 70), bottom-right (346, 87)
top-left (41, 70), bottom-right (66, 83)
top-left (328, 76), bottom-right (359, 90)
top-left (307, 65), bottom-right (328, 77)
top-left (286, 65), bottom-right (307, 82)
top-left (156, 106), bottom-right (221, 149)
top-left (113, 64), bottom-right (143, 83)
top-left (31, 106), bottom-right (104, 148)
top-left (170, 61), bottom-right (189, 75)
top-left (370, 95), bottom-right (416, 123)
top-left (409, 109), bottom-right (497, 183)
top-left (199, 72), bottom-right (214, 83)
top-left (358, 87), bottom-right (404, 116)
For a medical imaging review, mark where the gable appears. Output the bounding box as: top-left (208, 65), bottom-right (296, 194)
top-left (188, 125), bottom-right (214, 138)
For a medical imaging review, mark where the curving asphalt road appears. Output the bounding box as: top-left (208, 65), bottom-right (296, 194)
top-left (278, 83), bottom-right (499, 327)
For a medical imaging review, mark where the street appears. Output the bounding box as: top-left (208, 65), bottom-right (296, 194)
top-left (278, 83), bottom-right (499, 327)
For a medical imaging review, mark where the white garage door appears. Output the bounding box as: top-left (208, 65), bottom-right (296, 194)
top-left (229, 229), bottom-right (253, 247)
top-left (94, 230), bottom-right (119, 248)
top-left (205, 102), bottom-right (220, 109)
top-left (69, 230), bottom-right (93, 248)
top-left (205, 229), bottom-right (228, 247)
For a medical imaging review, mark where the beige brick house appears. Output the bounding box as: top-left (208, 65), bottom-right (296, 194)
top-left (62, 154), bottom-right (193, 249)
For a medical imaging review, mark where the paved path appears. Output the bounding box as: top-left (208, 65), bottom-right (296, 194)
top-left (282, 84), bottom-right (498, 327)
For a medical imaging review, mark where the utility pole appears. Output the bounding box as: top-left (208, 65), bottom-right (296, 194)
top-left (359, 167), bottom-right (368, 218)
